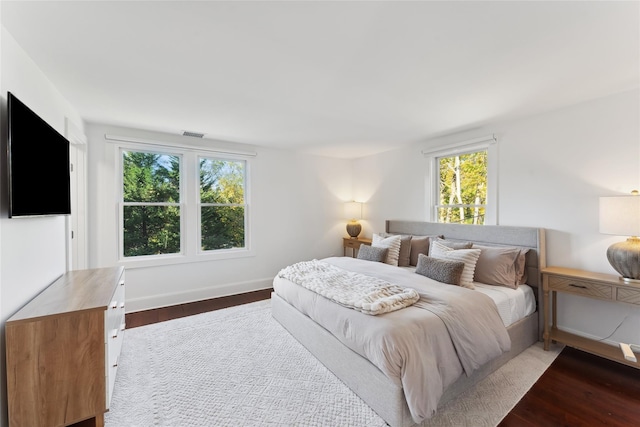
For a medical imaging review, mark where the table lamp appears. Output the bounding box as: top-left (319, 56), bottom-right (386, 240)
top-left (344, 201), bottom-right (363, 238)
top-left (599, 190), bottom-right (640, 282)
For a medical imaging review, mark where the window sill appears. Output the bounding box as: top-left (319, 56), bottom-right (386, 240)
top-left (118, 248), bottom-right (255, 269)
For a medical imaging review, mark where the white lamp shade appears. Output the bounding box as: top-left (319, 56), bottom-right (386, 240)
top-left (599, 195), bottom-right (640, 236)
top-left (344, 201), bottom-right (363, 221)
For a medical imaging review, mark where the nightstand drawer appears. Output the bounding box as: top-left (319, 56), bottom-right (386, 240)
top-left (547, 275), bottom-right (613, 300)
top-left (617, 287), bottom-right (640, 306)
top-left (344, 239), bottom-right (362, 249)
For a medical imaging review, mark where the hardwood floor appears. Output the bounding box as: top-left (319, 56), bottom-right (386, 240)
top-left (499, 346), bottom-right (640, 427)
top-left (126, 292), bottom-right (640, 426)
top-left (125, 288), bottom-right (272, 328)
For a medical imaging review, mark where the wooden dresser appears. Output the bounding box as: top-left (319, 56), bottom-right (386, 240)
top-left (5, 266), bottom-right (126, 427)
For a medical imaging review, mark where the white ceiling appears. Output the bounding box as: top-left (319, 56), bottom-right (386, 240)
top-left (2, 1), bottom-right (638, 158)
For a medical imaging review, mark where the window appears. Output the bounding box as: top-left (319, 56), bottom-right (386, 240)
top-left (199, 157), bottom-right (246, 251)
top-left (424, 135), bottom-right (497, 225)
top-left (122, 150), bottom-right (181, 257)
top-left (436, 150), bottom-right (487, 224)
top-left (118, 143), bottom-right (251, 263)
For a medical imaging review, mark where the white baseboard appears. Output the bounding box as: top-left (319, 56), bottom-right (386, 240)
top-left (125, 277), bottom-right (273, 313)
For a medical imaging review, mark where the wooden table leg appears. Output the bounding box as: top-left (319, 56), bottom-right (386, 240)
top-left (543, 288), bottom-right (550, 350)
top-left (551, 291), bottom-right (557, 344)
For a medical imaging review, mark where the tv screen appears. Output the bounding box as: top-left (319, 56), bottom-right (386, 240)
top-left (8, 92), bottom-right (71, 217)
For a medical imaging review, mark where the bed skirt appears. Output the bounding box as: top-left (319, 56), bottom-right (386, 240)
top-left (271, 292), bottom-right (539, 427)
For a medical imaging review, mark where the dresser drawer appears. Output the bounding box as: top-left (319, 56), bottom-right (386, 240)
top-left (547, 275), bottom-right (613, 300)
top-left (617, 287), bottom-right (640, 306)
top-left (107, 278), bottom-right (126, 334)
top-left (106, 321), bottom-right (125, 402)
top-left (105, 270), bottom-right (125, 408)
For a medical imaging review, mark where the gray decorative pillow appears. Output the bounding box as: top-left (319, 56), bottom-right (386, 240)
top-left (415, 253), bottom-right (466, 286)
top-left (372, 234), bottom-right (401, 266)
top-left (357, 244), bottom-right (388, 263)
top-left (429, 240), bottom-right (481, 289)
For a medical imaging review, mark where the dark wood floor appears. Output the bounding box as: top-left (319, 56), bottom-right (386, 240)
top-left (125, 288), bottom-right (273, 328)
top-left (126, 292), bottom-right (640, 426)
top-left (499, 345), bottom-right (640, 427)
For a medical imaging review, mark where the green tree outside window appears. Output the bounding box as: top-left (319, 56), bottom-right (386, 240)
top-left (122, 151), bottom-right (181, 256)
top-left (437, 150), bottom-right (487, 225)
top-left (200, 158), bottom-right (246, 250)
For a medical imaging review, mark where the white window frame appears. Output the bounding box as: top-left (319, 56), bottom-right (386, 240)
top-left (112, 136), bottom-right (255, 268)
top-left (118, 146), bottom-right (185, 262)
top-left (197, 155), bottom-right (249, 255)
top-left (422, 135), bottom-right (498, 225)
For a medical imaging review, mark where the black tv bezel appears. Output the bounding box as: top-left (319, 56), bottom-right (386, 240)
top-left (7, 92), bottom-right (72, 218)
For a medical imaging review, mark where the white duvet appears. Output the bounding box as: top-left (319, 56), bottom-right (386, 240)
top-left (273, 257), bottom-right (511, 423)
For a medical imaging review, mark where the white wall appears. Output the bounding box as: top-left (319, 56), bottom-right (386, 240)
top-left (0, 27), bottom-right (85, 427)
top-left (86, 123), bottom-right (352, 311)
top-left (0, 26), bottom-right (84, 320)
top-left (354, 89), bottom-right (640, 345)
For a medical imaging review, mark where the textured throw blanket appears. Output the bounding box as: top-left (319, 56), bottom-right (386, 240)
top-left (277, 259), bottom-right (420, 315)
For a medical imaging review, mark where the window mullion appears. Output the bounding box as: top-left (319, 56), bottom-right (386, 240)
top-left (184, 151), bottom-right (198, 257)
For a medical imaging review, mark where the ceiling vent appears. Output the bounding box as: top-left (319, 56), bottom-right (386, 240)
top-left (182, 131), bottom-right (205, 138)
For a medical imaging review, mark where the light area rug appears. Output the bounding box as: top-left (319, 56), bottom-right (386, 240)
top-left (105, 299), bottom-right (562, 427)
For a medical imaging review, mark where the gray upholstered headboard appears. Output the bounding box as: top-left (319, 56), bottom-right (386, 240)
top-left (385, 220), bottom-right (546, 290)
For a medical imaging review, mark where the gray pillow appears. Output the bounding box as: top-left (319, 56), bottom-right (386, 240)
top-left (415, 253), bottom-right (465, 286)
top-left (357, 244), bottom-right (388, 263)
top-left (472, 245), bottom-right (530, 289)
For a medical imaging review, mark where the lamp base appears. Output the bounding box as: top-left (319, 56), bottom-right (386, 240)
top-left (346, 222), bottom-right (362, 238)
top-left (606, 237), bottom-right (640, 281)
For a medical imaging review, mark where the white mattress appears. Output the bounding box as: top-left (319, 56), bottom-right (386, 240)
top-left (399, 266), bottom-right (536, 327)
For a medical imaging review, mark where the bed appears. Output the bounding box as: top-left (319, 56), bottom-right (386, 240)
top-left (271, 220), bottom-right (546, 427)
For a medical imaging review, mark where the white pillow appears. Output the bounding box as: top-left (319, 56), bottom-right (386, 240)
top-left (429, 240), bottom-right (481, 289)
top-left (372, 234), bottom-right (402, 266)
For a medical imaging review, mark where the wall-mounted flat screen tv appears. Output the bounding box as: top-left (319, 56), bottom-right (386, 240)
top-left (8, 92), bottom-right (71, 217)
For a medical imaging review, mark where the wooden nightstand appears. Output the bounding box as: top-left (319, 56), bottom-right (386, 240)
top-left (542, 266), bottom-right (640, 369)
top-left (343, 237), bottom-right (372, 257)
